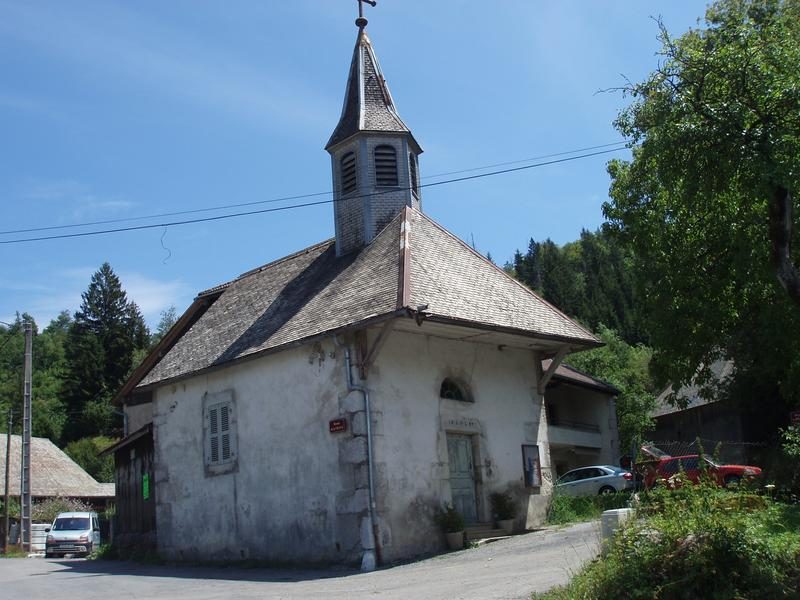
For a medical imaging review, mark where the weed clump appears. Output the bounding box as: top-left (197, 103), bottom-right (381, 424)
top-left (536, 482), bottom-right (800, 599)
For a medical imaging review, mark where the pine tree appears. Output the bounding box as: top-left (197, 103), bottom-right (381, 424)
top-left (62, 263), bottom-right (150, 442)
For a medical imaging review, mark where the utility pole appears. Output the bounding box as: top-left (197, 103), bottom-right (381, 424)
top-left (20, 322), bottom-right (32, 552)
top-left (3, 408), bottom-right (11, 554)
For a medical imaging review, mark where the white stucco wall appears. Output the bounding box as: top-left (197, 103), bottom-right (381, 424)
top-left (149, 323), bottom-right (552, 564)
top-left (366, 328), bottom-right (550, 562)
top-left (152, 341), bottom-right (352, 563)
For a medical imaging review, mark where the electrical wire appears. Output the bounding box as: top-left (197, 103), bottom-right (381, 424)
top-left (0, 146), bottom-right (626, 245)
top-left (0, 142), bottom-right (627, 238)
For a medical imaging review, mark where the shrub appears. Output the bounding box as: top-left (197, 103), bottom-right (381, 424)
top-left (547, 492), bottom-right (630, 526)
top-left (537, 482), bottom-right (800, 599)
top-left (64, 436), bottom-right (117, 483)
top-left (434, 505), bottom-right (465, 533)
top-left (490, 492), bottom-right (517, 520)
top-left (31, 497), bottom-right (93, 524)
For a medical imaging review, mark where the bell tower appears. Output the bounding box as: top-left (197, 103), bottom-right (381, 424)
top-left (326, 3), bottom-right (423, 256)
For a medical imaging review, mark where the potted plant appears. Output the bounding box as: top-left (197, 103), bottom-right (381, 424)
top-left (434, 505), bottom-right (465, 550)
top-left (490, 491), bottom-right (517, 534)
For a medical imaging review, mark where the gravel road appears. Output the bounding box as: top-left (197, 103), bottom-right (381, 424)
top-left (0, 521), bottom-right (599, 600)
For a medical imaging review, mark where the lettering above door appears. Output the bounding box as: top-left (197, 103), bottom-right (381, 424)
top-left (442, 416), bottom-right (481, 433)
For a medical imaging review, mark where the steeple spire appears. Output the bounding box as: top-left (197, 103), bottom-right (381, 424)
top-left (325, 5), bottom-right (420, 152)
top-left (326, 3), bottom-right (423, 256)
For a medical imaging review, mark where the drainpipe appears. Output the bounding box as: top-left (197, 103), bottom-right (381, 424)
top-left (334, 335), bottom-right (380, 571)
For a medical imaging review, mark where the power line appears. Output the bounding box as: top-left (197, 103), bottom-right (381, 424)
top-left (0, 142), bottom-right (627, 238)
top-left (0, 146), bottom-right (626, 245)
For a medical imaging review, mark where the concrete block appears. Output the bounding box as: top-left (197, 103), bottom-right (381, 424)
top-left (339, 436), bottom-right (367, 465)
top-left (351, 411), bottom-right (367, 436)
top-left (339, 391), bottom-right (364, 413)
top-left (339, 464), bottom-right (355, 490)
top-left (354, 463), bottom-right (369, 489)
top-left (336, 488), bottom-right (369, 514)
top-left (351, 410), bottom-right (383, 436)
top-left (376, 515), bottom-right (392, 548)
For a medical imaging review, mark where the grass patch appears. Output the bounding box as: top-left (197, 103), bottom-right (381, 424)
top-left (547, 492), bottom-right (631, 526)
top-left (535, 483), bottom-right (800, 599)
top-left (0, 546), bottom-right (27, 558)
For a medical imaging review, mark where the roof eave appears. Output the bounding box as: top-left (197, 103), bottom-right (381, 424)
top-left (134, 309), bottom-right (409, 393)
top-left (113, 294), bottom-right (221, 406)
top-left (412, 312), bottom-right (604, 353)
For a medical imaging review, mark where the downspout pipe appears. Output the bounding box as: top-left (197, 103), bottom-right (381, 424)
top-left (334, 335), bottom-right (379, 571)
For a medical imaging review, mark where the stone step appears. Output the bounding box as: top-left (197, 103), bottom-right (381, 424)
top-left (465, 527), bottom-right (508, 541)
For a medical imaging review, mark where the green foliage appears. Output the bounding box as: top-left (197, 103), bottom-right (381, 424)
top-left (64, 436), bottom-right (117, 483)
top-left (538, 483), bottom-right (800, 599)
top-left (62, 263), bottom-right (150, 442)
top-left (0, 313), bottom-right (70, 440)
top-left (510, 230), bottom-right (648, 345)
top-left (567, 326), bottom-right (656, 451)
top-left (31, 497), bottom-right (93, 524)
top-left (489, 491), bottom-right (517, 520)
top-left (0, 496), bottom-right (20, 519)
top-left (152, 305), bottom-right (177, 345)
top-left (434, 505), bottom-right (465, 533)
top-left (604, 0), bottom-right (800, 416)
top-left (546, 492), bottom-right (630, 526)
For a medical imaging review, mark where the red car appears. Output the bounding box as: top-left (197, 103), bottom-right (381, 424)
top-left (640, 453), bottom-right (762, 489)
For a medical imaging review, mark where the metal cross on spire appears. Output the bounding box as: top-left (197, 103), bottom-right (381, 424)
top-left (356, 0), bottom-right (376, 28)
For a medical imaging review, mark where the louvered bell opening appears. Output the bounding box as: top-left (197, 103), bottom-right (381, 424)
top-left (374, 145), bottom-right (398, 186)
top-left (409, 153), bottom-right (419, 198)
top-left (341, 152), bottom-right (357, 194)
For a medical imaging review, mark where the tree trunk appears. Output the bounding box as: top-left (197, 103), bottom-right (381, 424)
top-left (768, 185), bottom-right (800, 306)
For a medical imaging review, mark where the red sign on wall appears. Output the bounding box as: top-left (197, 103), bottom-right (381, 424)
top-left (329, 418), bottom-right (348, 433)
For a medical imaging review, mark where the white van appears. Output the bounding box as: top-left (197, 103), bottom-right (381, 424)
top-left (45, 511), bottom-right (101, 558)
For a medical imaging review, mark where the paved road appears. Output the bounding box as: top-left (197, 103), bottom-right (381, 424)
top-left (1, 522), bottom-right (599, 600)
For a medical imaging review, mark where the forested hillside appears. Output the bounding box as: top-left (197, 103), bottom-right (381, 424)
top-left (505, 228), bottom-right (658, 450)
top-left (0, 263), bottom-right (176, 482)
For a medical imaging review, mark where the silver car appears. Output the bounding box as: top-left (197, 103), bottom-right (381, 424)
top-left (45, 511), bottom-right (101, 558)
top-left (555, 465), bottom-right (633, 496)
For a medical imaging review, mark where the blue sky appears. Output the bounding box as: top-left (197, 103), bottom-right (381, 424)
top-left (0, 0), bottom-right (707, 329)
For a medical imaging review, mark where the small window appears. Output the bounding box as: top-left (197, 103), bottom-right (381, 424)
top-left (374, 145), bottom-right (398, 186)
top-left (341, 152), bottom-right (357, 194)
top-left (204, 390), bottom-right (237, 475)
top-left (440, 378), bottom-right (470, 402)
top-left (409, 152), bottom-right (420, 197)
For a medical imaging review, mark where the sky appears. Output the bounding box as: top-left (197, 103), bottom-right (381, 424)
top-left (0, 0), bottom-right (709, 329)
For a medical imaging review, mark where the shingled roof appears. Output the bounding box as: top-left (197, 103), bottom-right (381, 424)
top-left (326, 27), bottom-right (419, 151)
top-left (0, 434), bottom-right (114, 498)
top-left (542, 359), bottom-right (620, 395)
top-left (137, 208), bottom-right (599, 389)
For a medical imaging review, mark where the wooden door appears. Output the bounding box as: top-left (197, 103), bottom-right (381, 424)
top-left (447, 434), bottom-right (478, 523)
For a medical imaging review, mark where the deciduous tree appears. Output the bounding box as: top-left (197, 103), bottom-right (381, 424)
top-left (605, 0), bottom-right (800, 413)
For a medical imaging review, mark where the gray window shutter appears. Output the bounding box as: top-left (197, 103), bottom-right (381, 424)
top-left (209, 406), bottom-right (220, 463)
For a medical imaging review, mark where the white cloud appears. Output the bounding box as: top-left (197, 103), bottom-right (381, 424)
top-left (118, 272), bottom-right (192, 323)
top-left (2, 267), bottom-right (190, 330)
top-left (18, 179), bottom-right (137, 222)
